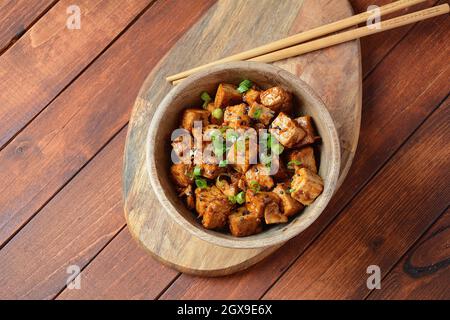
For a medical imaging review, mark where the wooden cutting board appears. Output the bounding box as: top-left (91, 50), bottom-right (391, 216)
top-left (123, 0), bottom-right (362, 276)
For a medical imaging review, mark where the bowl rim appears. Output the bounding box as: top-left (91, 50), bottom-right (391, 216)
top-left (146, 61), bottom-right (340, 249)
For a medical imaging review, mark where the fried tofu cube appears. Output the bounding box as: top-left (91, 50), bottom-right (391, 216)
top-left (248, 102), bottom-right (275, 126)
top-left (245, 190), bottom-right (281, 218)
top-left (177, 185), bottom-right (195, 210)
top-left (260, 86), bottom-right (292, 113)
top-left (273, 183), bottom-right (304, 217)
top-left (195, 186), bottom-right (233, 229)
top-left (287, 146), bottom-right (317, 173)
top-left (214, 83), bottom-right (242, 108)
top-left (243, 88), bottom-right (261, 106)
top-left (171, 131), bottom-right (193, 163)
top-left (223, 104), bottom-right (251, 128)
top-left (294, 116), bottom-right (320, 147)
top-left (170, 163), bottom-right (194, 187)
top-left (181, 108), bottom-right (210, 132)
top-left (290, 168), bottom-right (324, 205)
top-left (269, 112), bottom-right (306, 148)
top-left (226, 139), bottom-right (257, 173)
top-left (206, 103), bottom-right (223, 125)
top-left (228, 207), bottom-right (262, 237)
top-left (264, 201), bottom-right (288, 224)
top-left (216, 171), bottom-right (243, 197)
top-left (244, 164), bottom-right (274, 190)
top-left (201, 163), bottom-right (226, 179)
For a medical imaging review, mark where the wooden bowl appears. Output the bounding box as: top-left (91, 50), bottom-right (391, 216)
top-left (146, 61), bottom-right (340, 249)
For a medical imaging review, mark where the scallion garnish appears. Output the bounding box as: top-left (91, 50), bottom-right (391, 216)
top-left (287, 160), bottom-right (302, 169)
top-left (252, 108), bottom-right (262, 119)
top-left (195, 178), bottom-right (208, 189)
top-left (228, 195), bottom-right (237, 204)
top-left (249, 180), bottom-right (260, 193)
top-left (219, 160), bottom-right (228, 167)
top-left (271, 142), bottom-right (284, 155)
top-left (237, 79), bottom-right (253, 93)
top-left (236, 191), bottom-right (245, 204)
top-left (193, 166), bottom-right (201, 177)
top-left (201, 91), bottom-right (211, 108)
top-left (212, 108), bottom-right (223, 119)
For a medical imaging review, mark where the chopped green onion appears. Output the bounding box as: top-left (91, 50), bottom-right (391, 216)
top-left (201, 91), bottom-right (211, 108)
top-left (219, 160), bottom-right (228, 167)
top-left (236, 191), bottom-right (245, 204)
top-left (228, 195), bottom-right (237, 204)
top-left (287, 160), bottom-right (302, 169)
top-left (195, 178), bottom-right (208, 189)
top-left (288, 188), bottom-right (295, 193)
top-left (271, 141), bottom-right (284, 155)
top-left (237, 79), bottom-right (253, 93)
top-left (252, 108), bottom-right (262, 119)
top-left (226, 130), bottom-right (239, 143)
top-left (212, 108), bottom-right (223, 119)
top-left (193, 166), bottom-right (202, 177)
top-left (249, 180), bottom-right (260, 193)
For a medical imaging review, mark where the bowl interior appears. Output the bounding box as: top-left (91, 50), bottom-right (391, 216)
top-left (147, 62), bottom-right (340, 249)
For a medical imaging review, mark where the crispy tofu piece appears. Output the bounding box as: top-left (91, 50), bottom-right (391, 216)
top-left (181, 108), bottom-right (210, 132)
top-left (195, 186), bottom-right (233, 230)
top-left (294, 116), bottom-right (320, 147)
top-left (260, 86), bottom-right (292, 114)
top-left (195, 186), bottom-right (222, 217)
top-left (270, 112), bottom-right (306, 148)
top-left (228, 207), bottom-right (262, 237)
top-left (287, 146), bottom-right (317, 173)
top-left (226, 139), bottom-right (257, 173)
top-left (244, 164), bottom-right (274, 190)
top-left (264, 201), bottom-right (288, 224)
top-left (206, 103), bottom-right (223, 125)
top-left (171, 131), bottom-right (193, 163)
top-left (273, 183), bottom-right (304, 217)
top-left (214, 83), bottom-right (242, 108)
top-left (177, 185), bottom-right (195, 210)
top-left (201, 163), bottom-right (226, 179)
top-left (290, 168), bottom-right (324, 205)
top-left (248, 102), bottom-right (275, 126)
top-left (267, 156), bottom-right (290, 182)
top-left (243, 88), bottom-right (261, 106)
top-left (216, 171), bottom-right (243, 197)
top-left (170, 163), bottom-right (194, 187)
top-left (223, 104), bottom-right (251, 128)
top-left (245, 190), bottom-right (281, 218)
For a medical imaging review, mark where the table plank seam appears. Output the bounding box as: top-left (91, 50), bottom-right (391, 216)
top-left (257, 90), bottom-right (449, 300)
top-left (0, 0), bottom-right (158, 153)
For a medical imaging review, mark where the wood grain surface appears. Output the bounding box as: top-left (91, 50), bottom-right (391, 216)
top-left (124, 0), bottom-right (361, 276)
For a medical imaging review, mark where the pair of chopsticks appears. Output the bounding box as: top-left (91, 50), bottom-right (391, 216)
top-left (167, 0), bottom-right (449, 85)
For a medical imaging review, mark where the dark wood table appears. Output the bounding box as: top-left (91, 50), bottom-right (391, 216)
top-left (0, 0), bottom-right (448, 300)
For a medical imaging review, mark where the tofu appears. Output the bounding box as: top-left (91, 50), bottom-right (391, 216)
top-left (195, 186), bottom-right (234, 229)
top-left (170, 163), bottom-right (194, 187)
top-left (243, 88), bottom-right (261, 106)
top-left (287, 146), bottom-right (317, 173)
top-left (206, 103), bottom-right (223, 125)
top-left (273, 183), bottom-right (304, 217)
top-left (226, 139), bottom-right (257, 173)
top-left (248, 102), bottom-right (275, 126)
top-left (177, 185), bottom-right (195, 210)
top-left (244, 164), bottom-right (274, 190)
top-left (294, 116), bottom-right (320, 147)
top-left (214, 83), bottom-right (242, 108)
top-left (181, 108), bottom-right (210, 132)
top-left (201, 163), bottom-right (226, 179)
top-left (228, 207), bottom-right (262, 237)
top-left (245, 190), bottom-right (281, 218)
top-left (260, 86), bottom-right (292, 114)
top-left (171, 131), bottom-right (192, 163)
top-left (290, 168), bottom-right (324, 205)
top-left (268, 156), bottom-right (290, 182)
top-left (264, 202), bottom-right (288, 224)
top-left (269, 112), bottom-right (306, 148)
top-left (216, 171), bottom-right (243, 197)
top-left (223, 103), bottom-right (251, 128)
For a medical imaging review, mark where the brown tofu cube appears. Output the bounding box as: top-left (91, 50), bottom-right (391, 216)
top-left (200, 163), bottom-right (226, 179)
top-left (290, 168), bottom-right (324, 205)
top-left (244, 164), bottom-right (274, 190)
top-left (228, 207), bottom-right (262, 237)
top-left (243, 88), bottom-right (261, 106)
top-left (171, 131), bottom-right (193, 163)
top-left (264, 202), bottom-right (288, 224)
top-left (294, 116), bottom-right (320, 147)
top-left (170, 163), bottom-right (194, 187)
top-left (260, 86), bottom-right (292, 114)
top-left (248, 102), bottom-right (275, 126)
top-left (216, 170), bottom-right (243, 197)
top-left (206, 103), bottom-right (224, 125)
top-left (214, 83), bottom-right (242, 108)
top-left (287, 146), bottom-right (317, 173)
top-left (195, 186), bottom-right (224, 217)
top-left (270, 112), bottom-right (306, 148)
top-left (223, 104), bottom-right (251, 128)
top-left (195, 186), bottom-right (234, 230)
top-left (226, 139), bottom-right (257, 173)
top-left (273, 183), bottom-right (304, 217)
top-left (181, 108), bottom-right (210, 132)
top-left (245, 190), bottom-right (281, 218)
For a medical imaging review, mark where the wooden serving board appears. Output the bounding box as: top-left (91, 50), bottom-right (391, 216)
top-left (123, 0), bottom-right (362, 276)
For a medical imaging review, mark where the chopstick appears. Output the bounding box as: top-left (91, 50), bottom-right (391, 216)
top-left (169, 1), bottom-right (449, 85)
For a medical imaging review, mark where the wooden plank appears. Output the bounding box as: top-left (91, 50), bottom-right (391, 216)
top-left (0, 0), bottom-right (152, 148)
top-left (159, 10), bottom-right (449, 299)
top-left (0, 0), bottom-right (214, 248)
top-left (0, 0), bottom-right (215, 299)
top-left (263, 102), bottom-right (449, 299)
top-left (368, 207), bottom-right (450, 300)
top-left (57, 227), bottom-right (178, 300)
top-left (0, 0), bottom-right (56, 53)
top-left (350, 0), bottom-right (437, 76)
